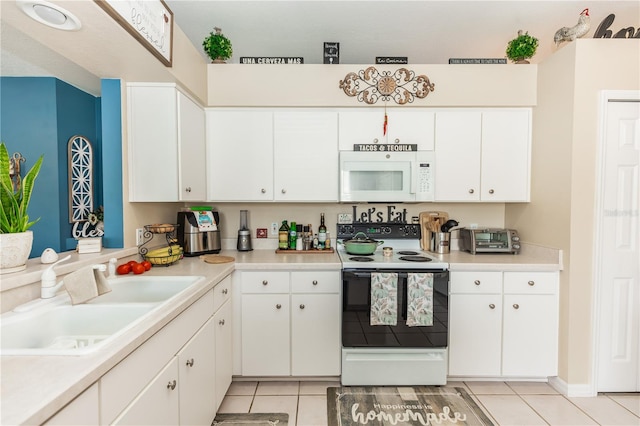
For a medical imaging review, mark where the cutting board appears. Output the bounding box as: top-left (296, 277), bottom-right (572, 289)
top-left (200, 255), bottom-right (235, 264)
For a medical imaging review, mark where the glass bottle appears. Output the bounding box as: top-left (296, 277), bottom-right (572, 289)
top-left (278, 220), bottom-right (289, 249)
top-left (318, 213), bottom-right (327, 249)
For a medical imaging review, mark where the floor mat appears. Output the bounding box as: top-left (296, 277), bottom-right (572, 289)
top-left (327, 386), bottom-right (495, 425)
top-left (212, 412), bottom-right (288, 426)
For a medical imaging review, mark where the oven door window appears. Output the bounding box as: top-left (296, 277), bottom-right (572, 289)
top-left (342, 269), bottom-right (448, 348)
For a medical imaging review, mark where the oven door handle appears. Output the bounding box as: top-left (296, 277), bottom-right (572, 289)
top-left (351, 272), bottom-right (411, 278)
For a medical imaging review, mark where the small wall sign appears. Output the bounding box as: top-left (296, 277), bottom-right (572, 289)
top-left (353, 144), bottom-right (418, 152)
top-left (324, 42), bottom-right (340, 64)
top-left (593, 14), bottom-right (640, 38)
top-left (376, 57), bottom-right (408, 64)
top-left (352, 205), bottom-right (408, 223)
top-left (240, 57), bottom-right (304, 64)
top-left (449, 58), bottom-right (507, 64)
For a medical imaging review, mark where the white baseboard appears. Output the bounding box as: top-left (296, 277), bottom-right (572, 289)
top-left (549, 376), bottom-right (597, 397)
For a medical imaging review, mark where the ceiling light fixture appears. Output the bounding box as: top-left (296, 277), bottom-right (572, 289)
top-left (16, 0), bottom-right (81, 31)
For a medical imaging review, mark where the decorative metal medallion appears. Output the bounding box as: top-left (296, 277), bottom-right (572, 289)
top-left (339, 66), bottom-right (435, 105)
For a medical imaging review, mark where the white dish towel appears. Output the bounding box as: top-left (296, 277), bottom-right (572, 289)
top-left (406, 273), bottom-right (434, 327)
top-left (370, 272), bottom-right (398, 326)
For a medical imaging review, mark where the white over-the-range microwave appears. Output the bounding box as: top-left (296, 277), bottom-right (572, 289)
top-left (339, 150), bottom-right (435, 202)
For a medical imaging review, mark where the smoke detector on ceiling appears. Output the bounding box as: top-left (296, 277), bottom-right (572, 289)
top-left (17, 0), bottom-right (81, 31)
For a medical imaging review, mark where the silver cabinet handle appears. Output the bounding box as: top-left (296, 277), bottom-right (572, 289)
top-left (513, 304), bottom-right (520, 309)
top-left (167, 380), bottom-right (176, 390)
top-left (489, 304), bottom-right (496, 309)
top-left (281, 189), bottom-right (286, 194)
top-left (261, 188), bottom-right (266, 194)
top-left (469, 189), bottom-right (475, 194)
top-left (312, 280), bottom-right (318, 285)
top-left (488, 189), bottom-right (494, 194)
top-left (222, 288), bottom-right (228, 294)
top-left (276, 304), bottom-right (282, 309)
top-left (219, 319), bottom-right (225, 326)
top-left (300, 304), bottom-right (305, 309)
top-left (373, 138), bottom-right (379, 143)
top-left (186, 358), bottom-right (194, 367)
top-left (474, 280), bottom-right (481, 286)
top-left (262, 280), bottom-right (268, 285)
top-left (528, 280), bottom-right (535, 286)
top-left (185, 187), bottom-right (191, 192)
top-left (394, 138), bottom-right (400, 143)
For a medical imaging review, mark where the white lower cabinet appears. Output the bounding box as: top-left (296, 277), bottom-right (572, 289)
top-left (44, 383), bottom-right (99, 425)
top-left (448, 270), bottom-right (559, 378)
top-left (240, 270), bottom-right (341, 377)
top-left (214, 300), bottom-right (233, 409)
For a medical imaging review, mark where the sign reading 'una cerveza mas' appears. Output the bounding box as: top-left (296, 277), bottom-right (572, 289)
top-left (240, 57), bottom-right (304, 64)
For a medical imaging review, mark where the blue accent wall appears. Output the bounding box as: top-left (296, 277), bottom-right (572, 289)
top-left (0, 77), bottom-right (124, 257)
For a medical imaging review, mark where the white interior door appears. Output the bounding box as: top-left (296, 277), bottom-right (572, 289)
top-left (596, 94), bottom-right (640, 392)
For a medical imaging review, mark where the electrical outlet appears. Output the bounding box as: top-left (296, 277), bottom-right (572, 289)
top-left (338, 213), bottom-right (353, 224)
top-left (270, 222), bottom-right (278, 236)
top-left (136, 228), bottom-right (144, 245)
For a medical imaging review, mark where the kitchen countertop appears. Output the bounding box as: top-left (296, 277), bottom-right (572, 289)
top-left (1, 243), bottom-right (559, 425)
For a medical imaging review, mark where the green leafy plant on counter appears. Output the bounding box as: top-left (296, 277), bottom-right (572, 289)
top-left (0, 142), bottom-right (43, 233)
top-left (203, 27), bottom-right (233, 62)
top-left (506, 30), bottom-right (539, 63)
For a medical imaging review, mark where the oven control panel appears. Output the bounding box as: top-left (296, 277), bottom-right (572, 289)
top-left (336, 223), bottom-right (421, 240)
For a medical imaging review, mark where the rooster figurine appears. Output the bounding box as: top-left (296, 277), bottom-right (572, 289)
top-left (554, 8), bottom-right (591, 46)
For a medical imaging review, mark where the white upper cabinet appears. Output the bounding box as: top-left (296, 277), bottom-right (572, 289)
top-left (273, 111), bottom-right (338, 201)
top-left (206, 109), bottom-right (274, 201)
top-left (434, 109), bottom-right (531, 202)
top-left (206, 109), bottom-right (338, 202)
top-left (338, 109), bottom-right (435, 150)
top-left (127, 83), bottom-right (206, 202)
top-left (177, 92), bottom-right (207, 201)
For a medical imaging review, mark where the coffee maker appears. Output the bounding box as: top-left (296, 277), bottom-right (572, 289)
top-left (177, 208), bottom-right (221, 256)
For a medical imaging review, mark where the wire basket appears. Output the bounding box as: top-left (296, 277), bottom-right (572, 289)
top-left (144, 223), bottom-right (177, 234)
top-left (141, 246), bottom-right (183, 266)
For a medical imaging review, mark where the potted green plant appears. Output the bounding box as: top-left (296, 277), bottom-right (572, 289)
top-left (506, 30), bottom-right (539, 64)
top-left (202, 27), bottom-right (233, 63)
top-left (0, 142), bottom-right (43, 273)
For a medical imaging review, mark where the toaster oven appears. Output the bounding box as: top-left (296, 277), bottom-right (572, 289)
top-left (459, 228), bottom-right (521, 254)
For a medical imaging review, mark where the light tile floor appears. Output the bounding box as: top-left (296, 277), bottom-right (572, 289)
top-left (218, 380), bottom-right (640, 425)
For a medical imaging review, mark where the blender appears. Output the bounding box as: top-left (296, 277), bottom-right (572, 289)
top-left (237, 210), bottom-right (253, 251)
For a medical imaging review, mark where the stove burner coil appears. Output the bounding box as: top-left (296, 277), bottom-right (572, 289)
top-left (349, 256), bottom-right (374, 262)
top-left (397, 250), bottom-right (419, 255)
top-left (398, 256), bottom-right (432, 262)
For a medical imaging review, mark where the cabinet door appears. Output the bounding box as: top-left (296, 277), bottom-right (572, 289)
top-left (449, 294), bottom-right (502, 376)
top-left (338, 109), bottom-right (435, 150)
top-left (178, 317), bottom-right (216, 426)
top-left (127, 84), bottom-right (179, 201)
top-left (241, 294), bottom-right (290, 376)
top-left (502, 294), bottom-right (558, 377)
top-left (178, 91), bottom-right (206, 201)
top-left (214, 300), bottom-right (233, 410)
top-left (481, 110), bottom-right (531, 201)
top-left (291, 294), bottom-right (341, 376)
top-left (112, 358), bottom-right (179, 425)
top-left (206, 109), bottom-right (273, 201)
top-left (434, 111), bottom-right (481, 201)
top-left (274, 111), bottom-right (339, 201)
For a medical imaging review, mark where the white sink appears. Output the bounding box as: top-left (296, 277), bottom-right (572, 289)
top-left (0, 275), bottom-right (205, 356)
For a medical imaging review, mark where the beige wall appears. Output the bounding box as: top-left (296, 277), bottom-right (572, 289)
top-left (506, 39), bottom-right (640, 387)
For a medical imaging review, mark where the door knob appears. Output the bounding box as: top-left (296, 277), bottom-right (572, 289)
top-left (474, 280), bottom-right (481, 285)
top-left (300, 304), bottom-right (305, 309)
top-left (222, 288), bottom-right (228, 294)
top-left (186, 358), bottom-right (194, 367)
top-left (488, 189), bottom-right (494, 194)
top-left (513, 304), bottom-right (520, 309)
top-left (276, 304), bottom-right (282, 309)
top-left (312, 280), bottom-right (318, 285)
top-left (281, 189), bottom-right (286, 194)
top-left (167, 380), bottom-right (177, 390)
top-left (262, 280), bottom-right (268, 285)
top-left (185, 187), bottom-right (191, 192)
top-left (261, 188), bottom-right (266, 193)
top-left (219, 319), bottom-right (225, 326)
top-left (528, 281), bottom-right (535, 286)
top-left (489, 304), bottom-right (496, 309)
top-left (469, 189), bottom-right (475, 194)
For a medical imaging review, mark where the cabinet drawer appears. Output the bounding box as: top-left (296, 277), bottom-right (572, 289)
top-left (241, 271), bottom-right (289, 293)
top-left (450, 271), bottom-right (502, 294)
top-left (503, 272), bottom-right (558, 294)
top-left (291, 271), bottom-right (340, 293)
top-left (213, 274), bottom-right (232, 312)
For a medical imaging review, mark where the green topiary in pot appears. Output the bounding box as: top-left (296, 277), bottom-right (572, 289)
top-left (203, 27), bottom-right (233, 62)
top-left (0, 142), bottom-right (43, 233)
top-left (506, 30), bottom-right (539, 63)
